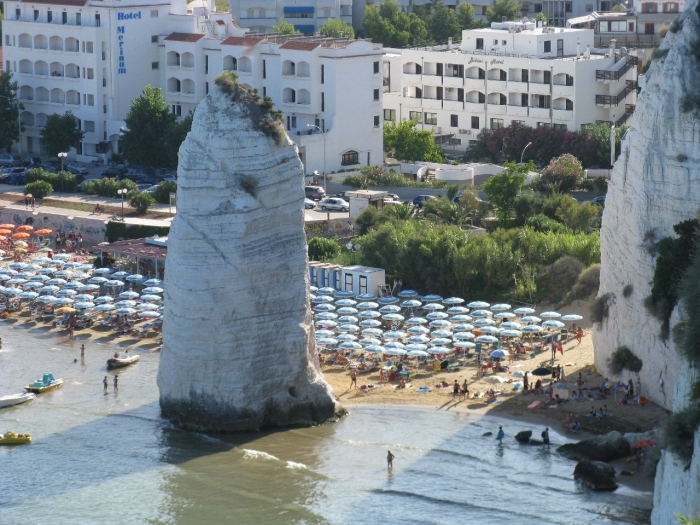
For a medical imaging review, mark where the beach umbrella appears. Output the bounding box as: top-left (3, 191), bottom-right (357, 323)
top-left (511, 371), bottom-right (525, 378)
top-left (443, 297), bottom-right (465, 305)
top-left (379, 305), bottom-right (401, 314)
top-left (561, 314), bottom-right (583, 322)
top-left (23, 282), bottom-right (43, 289)
top-left (315, 329), bottom-right (335, 338)
top-left (19, 291), bottom-right (39, 299)
top-left (139, 294), bottom-right (162, 302)
top-left (335, 298), bottom-right (357, 307)
top-left (7, 263), bottom-right (24, 269)
top-left (52, 254), bottom-right (71, 261)
top-left (339, 341), bottom-right (362, 350)
top-left (363, 344), bottom-right (386, 354)
top-left (427, 346), bottom-right (451, 355)
top-left (384, 348), bottom-right (407, 356)
top-left (0, 223), bottom-right (15, 229)
top-left (423, 294), bottom-right (443, 302)
top-left (451, 314), bottom-right (473, 322)
top-left (467, 301), bottom-right (490, 308)
top-left (337, 324), bottom-right (360, 332)
top-left (15, 271), bottom-right (36, 278)
top-left (405, 343), bottom-right (427, 352)
top-left (72, 273), bottom-right (92, 281)
top-left (446, 306), bottom-right (469, 315)
top-left (542, 320), bottom-right (565, 329)
top-left (453, 331), bottom-right (475, 340)
top-left (531, 367), bottom-right (551, 376)
top-left (53, 297), bottom-right (74, 304)
top-left (358, 310), bottom-right (381, 319)
top-left (12, 233), bottom-right (30, 240)
top-left (401, 299), bottom-right (422, 308)
top-left (143, 287), bottom-right (164, 294)
top-left (359, 319), bottom-right (382, 327)
top-left (29, 274), bottom-right (50, 282)
top-left (55, 306), bottom-right (76, 314)
top-left (540, 311), bottom-right (562, 319)
top-left (6, 278), bottom-right (28, 285)
top-left (315, 320), bottom-right (337, 328)
top-left (384, 341), bottom-right (405, 350)
top-left (337, 315), bottom-right (359, 324)
top-left (431, 329), bottom-right (452, 338)
top-left (37, 268), bottom-right (55, 275)
top-left (335, 333), bottom-right (357, 341)
top-left (407, 325), bottom-right (430, 334)
top-left (74, 302), bottom-right (95, 309)
top-left (500, 321), bottom-right (522, 329)
top-left (316, 337), bottom-right (339, 346)
top-left (0, 230), bottom-right (12, 237)
top-left (422, 303), bottom-right (444, 311)
top-left (34, 229), bottom-right (53, 236)
top-left (491, 303), bottom-right (512, 311)
top-left (333, 290), bottom-right (356, 299)
top-left (514, 307), bottom-right (536, 315)
top-left (95, 304), bottom-right (116, 311)
top-left (382, 313), bottom-right (405, 322)
top-left (77, 284), bottom-right (100, 291)
top-left (313, 304), bottom-right (336, 312)
top-left (337, 307), bottom-right (358, 315)
top-left (490, 349), bottom-right (510, 358)
top-left (494, 312), bottom-right (516, 319)
top-left (76, 264), bottom-right (94, 271)
top-left (62, 262), bottom-right (82, 268)
top-left (36, 295), bottom-right (58, 303)
top-left (360, 337), bottom-right (383, 346)
top-left (453, 341), bottom-right (476, 348)
top-left (520, 315), bottom-right (541, 323)
top-left (114, 300), bottom-right (137, 307)
top-left (56, 289), bottom-right (77, 297)
top-left (126, 274), bottom-right (145, 282)
top-left (500, 329), bottom-right (523, 338)
top-left (119, 291), bottom-right (140, 299)
top-left (407, 349), bottom-right (429, 357)
top-left (62, 282), bottom-right (81, 289)
top-left (356, 293), bottom-right (377, 301)
top-left (472, 318), bottom-right (496, 327)
top-left (521, 325), bottom-right (544, 333)
top-left (471, 309), bottom-right (492, 318)
top-left (104, 280), bottom-right (125, 287)
top-left (426, 312), bottom-right (449, 320)
top-left (429, 319), bottom-right (450, 328)
top-left (140, 311), bottom-right (161, 318)
top-left (88, 276), bottom-right (108, 284)
top-left (408, 335), bottom-right (430, 344)
top-left (111, 271), bottom-right (131, 279)
top-left (356, 301), bottom-right (379, 310)
top-left (430, 337), bottom-right (452, 346)
top-left (47, 278), bottom-right (67, 285)
top-left (115, 307), bottom-right (137, 315)
top-left (478, 326), bottom-right (501, 334)
top-left (316, 287), bottom-right (335, 295)
top-left (47, 259), bottom-right (64, 266)
top-left (53, 270), bottom-right (73, 277)
top-left (312, 295), bottom-right (334, 304)
top-left (475, 335), bottom-right (498, 343)
top-left (315, 312), bottom-right (338, 320)
top-left (361, 328), bottom-right (383, 336)
top-left (73, 294), bottom-right (95, 302)
top-left (383, 330), bottom-right (407, 339)
top-left (137, 303), bottom-right (160, 311)
top-left (484, 375), bottom-right (510, 384)
top-left (405, 317), bottom-right (428, 325)
top-left (397, 289), bottom-right (418, 298)
top-left (143, 278), bottom-right (164, 287)
top-left (377, 296), bottom-right (399, 304)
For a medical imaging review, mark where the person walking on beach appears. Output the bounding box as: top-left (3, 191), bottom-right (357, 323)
top-left (103, 376), bottom-right (108, 393)
top-left (541, 427), bottom-right (550, 449)
top-left (523, 371), bottom-right (529, 392)
top-left (349, 370), bottom-right (357, 390)
top-left (80, 344), bottom-right (85, 360)
top-left (387, 450), bottom-right (395, 469)
top-left (113, 375), bottom-right (119, 393)
top-left (453, 380), bottom-right (460, 398)
top-left (496, 426), bottom-right (505, 441)
top-left (576, 327), bottom-right (583, 344)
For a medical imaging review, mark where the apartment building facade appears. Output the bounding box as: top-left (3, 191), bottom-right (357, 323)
top-left (228, 0), bottom-right (353, 35)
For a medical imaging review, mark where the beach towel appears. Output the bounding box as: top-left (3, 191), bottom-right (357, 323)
top-left (417, 387), bottom-right (431, 393)
top-left (527, 400), bottom-right (542, 410)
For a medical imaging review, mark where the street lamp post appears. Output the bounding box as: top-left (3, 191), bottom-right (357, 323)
top-left (117, 188), bottom-right (128, 222)
top-left (58, 152), bottom-right (67, 171)
top-left (520, 142), bottom-right (533, 164)
top-left (0, 94), bottom-right (23, 157)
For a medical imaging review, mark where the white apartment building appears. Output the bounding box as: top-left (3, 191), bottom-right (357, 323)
top-left (1, 0), bottom-right (383, 173)
top-left (382, 21), bottom-right (638, 154)
top-left (228, 0), bottom-right (353, 35)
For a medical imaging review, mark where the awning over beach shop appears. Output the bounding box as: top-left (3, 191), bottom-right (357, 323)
top-left (97, 237), bottom-right (167, 277)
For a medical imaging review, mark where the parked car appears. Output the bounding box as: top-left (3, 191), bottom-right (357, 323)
top-left (8, 171), bottom-right (27, 185)
top-left (305, 185), bottom-right (326, 201)
top-left (122, 168), bottom-right (148, 181)
top-left (136, 184), bottom-right (153, 192)
top-left (319, 197), bottom-right (349, 212)
top-left (384, 192), bottom-right (400, 202)
top-left (334, 191), bottom-right (350, 200)
top-left (22, 156), bottom-right (42, 168)
top-left (0, 168), bottom-right (13, 182)
top-left (0, 154), bottom-right (22, 167)
top-left (41, 162), bottom-right (59, 173)
top-left (591, 195), bottom-right (606, 206)
top-left (67, 162), bottom-right (88, 175)
top-left (412, 195), bottom-right (436, 207)
top-left (135, 175), bottom-right (159, 186)
top-left (304, 198), bottom-right (316, 210)
top-left (102, 166), bottom-right (126, 178)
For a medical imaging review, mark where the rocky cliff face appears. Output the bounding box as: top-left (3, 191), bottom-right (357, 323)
top-left (157, 82), bottom-right (342, 432)
top-left (593, 3), bottom-right (700, 522)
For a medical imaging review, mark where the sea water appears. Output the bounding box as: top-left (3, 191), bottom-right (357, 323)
top-left (0, 325), bottom-right (651, 525)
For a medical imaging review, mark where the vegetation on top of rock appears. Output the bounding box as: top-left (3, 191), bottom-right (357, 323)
top-left (214, 71), bottom-right (285, 145)
top-left (662, 404), bottom-right (700, 464)
top-left (607, 345), bottom-right (643, 375)
top-left (591, 293), bottom-right (612, 326)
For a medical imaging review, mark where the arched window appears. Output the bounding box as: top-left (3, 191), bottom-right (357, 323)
top-left (297, 61), bottom-right (310, 77)
top-left (238, 56), bottom-right (252, 73)
top-left (167, 78), bottom-right (181, 93)
top-left (181, 52), bottom-right (195, 68)
top-left (282, 87), bottom-right (296, 103)
top-left (167, 51), bottom-right (181, 67)
top-left (223, 56), bottom-right (237, 71)
top-left (35, 61), bottom-right (49, 76)
top-left (341, 151), bottom-right (359, 166)
top-left (19, 60), bottom-right (33, 75)
top-left (282, 60), bottom-right (295, 76)
top-left (49, 35), bottom-right (63, 51)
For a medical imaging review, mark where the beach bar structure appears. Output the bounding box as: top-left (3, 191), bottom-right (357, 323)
top-left (346, 190), bottom-right (390, 219)
top-left (309, 262), bottom-right (386, 296)
top-left (309, 262), bottom-right (344, 289)
top-left (98, 237), bottom-right (167, 279)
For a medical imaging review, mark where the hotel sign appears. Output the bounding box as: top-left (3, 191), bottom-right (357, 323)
top-left (116, 11), bottom-right (141, 74)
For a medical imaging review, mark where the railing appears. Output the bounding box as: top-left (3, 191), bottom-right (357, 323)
top-left (596, 55), bottom-right (638, 81)
top-left (596, 80), bottom-right (637, 106)
top-left (616, 104), bottom-right (636, 126)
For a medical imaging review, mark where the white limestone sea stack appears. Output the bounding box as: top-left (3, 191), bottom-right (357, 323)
top-left (592, 2), bottom-right (700, 521)
top-left (157, 77), bottom-right (343, 432)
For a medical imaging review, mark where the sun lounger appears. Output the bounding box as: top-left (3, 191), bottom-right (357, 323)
top-left (527, 400), bottom-right (542, 409)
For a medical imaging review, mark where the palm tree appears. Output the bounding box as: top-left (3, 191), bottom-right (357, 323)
top-left (423, 199), bottom-right (473, 226)
top-left (380, 203), bottom-right (415, 222)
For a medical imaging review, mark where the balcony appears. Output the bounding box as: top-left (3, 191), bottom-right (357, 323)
top-left (443, 100), bottom-right (464, 111)
top-left (553, 109), bottom-right (573, 121)
top-left (464, 77), bottom-right (485, 90)
top-left (596, 55), bottom-right (638, 82)
top-left (465, 101), bottom-right (484, 112)
top-left (529, 106), bottom-right (550, 118)
top-left (507, 105), bottom-right (528, 117)
top-left (402, 73), bottom-right (421, 83)
top-left (442, 76), bottom-right (463, 88)
top-left (507, 80), bottom-right (528, 93)
top-left (488, 104), bottom-right (507, 115)
top-left (596, 80), bottom-right (637, 106)
top-left (421, 98), bottom-right (443, 110)
top-left (552, 84), bottom-right (574, 97)
top-left (529, 82), bottom-right (550, 95)
top-left (422, 75), bottom-right (443, 87)
top-left (486, 80), bottom-right (507, 91)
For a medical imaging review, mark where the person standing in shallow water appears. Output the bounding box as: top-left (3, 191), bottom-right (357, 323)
top-left (387, 450), bottom-right (395, 469)
top-left (542, 427), bottom-right (550, 449)
top-left (80, 344), bottom-right (85, 360)
top-left (496, 426), bottom-right (505, 441)
top-left (113, 375), bottom-right (119, 393)
top-left (103, 376), bottom-right (108, 393)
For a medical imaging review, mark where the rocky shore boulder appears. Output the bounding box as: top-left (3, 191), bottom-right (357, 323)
top-left (515, 430), bottom-right (533, 443)
top-left (574, 460), bottom-right (618, 491)
top-left (557, 431), bottom-right (631, 462)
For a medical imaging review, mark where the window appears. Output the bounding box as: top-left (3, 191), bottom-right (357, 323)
top-left (478, 92), bottom-right (485, 103)
top-left (557, 39), bottom-right (563, 57)
top-left (85, 94), bottom-right (94, 106)
top-left (450, 114), bottom-right (458, 127)
top-left (95, 14), bottom-right (100, 26)
top-left (359, 275), bottom-right (368, 294)
top-left (263, 60), bottom-right (266, 79)
top-left (537, 122), bottom-right (551, 128)
top-left (151, 9), bottom-right (159, 17)
top-left (600, 0), bottom-right (611, 9)
top-left (291, 116), bottom-right (297, 128)
top-left (321, 64), bottom-right (324, 84)
top-left (609, 21), bottom-right (628, 31)
top-left (534, 3), bottom-right (542, 11)
top-left (263, 86), bottom-right (266, 97)
top-left (321, 92), bottom-right (325, 112)
top-left (543, 40), bottom-right (551, 53)
top-left (565, 1), bottom-right (572, 12)
top-left (409, 111), bottom-right (421, 121)
top-left (565, 99), bottom-right (573, 110)
top-left (48, 11), bottom-right (53, 22)
top-left (481, 6), bottom-right (487, 14)
top-left (373, 61), bottom-right (380, 74)
top-left (206, 82), bottom-right (209, 95)
top-left (34, 9), bottom-right (39, 20)
top-left (384, 109), bottom-right (396, 121)
top-left (16, 8), bottom-right (21, 19)
top-left (512, 120), bottom-right (524, 127)
top-left (521, 93), bottom-right (528, 106)
top-left (471, 116), bottom-right (479, 129)
top-left (373, 88), bottom-right (380, 101)
top-left (502, 40), bottom-right (507, 45)
top-left (424, 113), bottom-right (437, 125)
top-left (342, 151), bottom-right (359, 165)
top-left (84, 120), bottom-right (95, 132)
top-left (76, 13), bottom-right (81, 25)
top-left (585, 3), bottom-right (593, 10)
top-left (544, 70), bottom-right (551, 84)
top-left (151, 35), bottom-right (159, 43)
top-left (62, 12), bottom-right (67, 24)
top-left (172, 105), bottom-right (182, 116)
top-left (476, 38), bottom-right (483, 50)
top-left (205, 55), bottom-right (209, 74)
top-left (374, 115), bottom-right (380, 127)
top-left (493, 39), bottom-right (498, 45)
top-left (554, 123), bottom-right (567, 131)
top-left (490, 118), bottom-right (504, 129)
top-left (152, 62), bottom-right (159, 70)
top-left (642, 2), bottom-right (657, 12)
top-left (85, 42), bottom-right (94, 53)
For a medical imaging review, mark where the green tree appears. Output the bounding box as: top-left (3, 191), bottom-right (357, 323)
top-left (535, 12), bottom-right (548, 23)
top-left (120, 86), bottom-right (175, 167)
top-left (481, 161), bottom-right (529, 226)
top-left (380, 203), bottom-right (415, 222)
top-left (456, 3), bottom-right (483, 31)
top-left (458, 189), bottom-right (490, 226)
top-left (486, 0), bottom-right (523, 22)
top-left (153, 180), bottom-right (177, 204)
top-left (0, 72), bottom-right (23, 153)
top-left (272, 20), bottom-right (300, 34)
top-left (40, 111), bottom-right (84, 158)
top-left (423, 198), bottom-right (474, 226)
top-left (426, 2), bottom-right (460, 43)
top-left (164, 110), bottom-right (193, 168)
top-left (24, 181), bottom-right (53, 199)
top-left (582, 122), bottom-right (628, 167)
top-left (556, 195), bottom-right (601, 233)
top-left (319, 18), bottom-right (355, 38)
top-left (537, 153), bottom-right (584, 194)
top-left (363, 0), bottom-right (429, 47)
top-left (308, 237), bottom-right (342, 260)
top-left (130, 192), bottom-right (156, 214)
top-left (383, 119), bottom-right (445, 162)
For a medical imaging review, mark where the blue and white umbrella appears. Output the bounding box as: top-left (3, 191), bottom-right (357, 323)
top-left (384, 348), bottom-right (407, 356)
top-left (73, 294), bottom-right (94, 302)
top-left (126, 274), bottom-right (145, 282)
top-left (467, 301), bottom-right (490, 308)
top-left (397, 289), bottom-right (418, 298)
top-left (36, 295), bottom-right (58, 303)
top-left (29, 274), bottom-right (50, 282)
top-left (405, 317), bottom-right (428, 325)
top-left (500, 329), bottom-right (523, 338)
top-left (48, 260), bottom-right (65, 266)
top-left (339, 341), bottom-right (362, 350)
top-left (430, 337), bottom-right (452, 346)
top-left (540, 311), bottom-right (562, 319)
top-left (500, 321), bottom-right (522, 329)
top-left (88, 276), bottom-right (108, 284)
top-left (334, 290), bottom-right (356, 298)
top-left (7, 263), bottom-right (25, 270)
top-left (383, 330), bottom-right (407, 339)
top-left (431, 329), bottom-right (452, 338)
top-left (382, 313), bottom-right (405, 322)
top-left (6, 278), bottom-right (28, 285)
top-left (53, 297), bottom-right (74, 304)
top-left (47, 278), bottom-right (67, 286)
top-left (119, 291), bottom-right (141, 299)
top-left (63, 262), bottom-right (83, 268)
top-left (143, 278), bottom-right (163, 287)
top-left (31, 257), bottom-right (52, 264)
top-left (315, 329), bottom-right (335, 338)
top-left (384, 341), bottom-right (405, 350)
top-left (429, 319), bottom-right (450, 328)
top-left (143, 287), bottom-right (164, 294)
top-left (447, 306), bottom-right (469, 315)
top-left (74, 302), bottom-right (95, 309)
top-left (422, 303), bottom-right (444, 311)
top-left (423, 294), bottom-right (443, 302)
top-left (316, 287), bottom-right (335, 295)
top-left (363, 344), bottom-right (385, 354)
top-left (449, 314), bottom-right (473, 323)
top-left (312, 295), bottom-right (334, 304)
top-left (356, 293), bottom-right (378, 301)
top-left (452, 323), bottom-right (475, 332)
top-left (140, 294), bottom-right (162, 302)
top-left (490, 303), bottom-right (512, 311)
top-left (542, 320), bottom-right (565, 328)
top-left (77, 284), bottom-right (100, 291)
top-left (490, 349), bottom-right (510, 358)
top-left (104, 280), bottom-right (125, 287)
top-left (454, 341), bottom-right (476, 348)
top-left (93, 268), bottom-right (111, 274)
top-left (407, 325), bottom-right (430, 334)
top-left (111, 271), bottom-right (131, 279)
top-left (471, 309), bottom-right (492, 318)
top-left (476, 335), bottom-right (499, 343)
top-left (406, 347), bottom-right (428, 356)
top-left (23, 282), bottom-right (43, 289)
top-left (472, 318), bottom-right (496, 326)
top-left (53, 270), bottom-right (73, 278)
top-left (356, 301), bottom-right (379, 310)
top-left (315, 320), bottom-right (337, 328)
top-left (443, 297), bottom-right (465, 305)
top-left (37, 268), bottom-right (55, 275)
top-left (514, 307), bottom-right (536, 315)
top-left (315, 312), bottom-right (338, 320)
top-left (361, 328), bottom-right (383, 336)
top-left (15, 272), bottom-right (35, 279)
top-left (408, 335), bottom-right (430, 344)
top-left (522, 324), bottom-right (544, 333)
top-left (19, 291), bottom-right (39, 299)
top-left (139, 311), bottom-right (161, 318)
top-left (427, 346), bottom-right (451, 355)
top-left (72, 273), bottom-right (92, 280)
top-left (337, 324), bottom-right (360, 332)
top-left (52, 254), bottom-right (72, 260)
top-left (95, 303), bottom-right (116, 311)
top-left (478, 326), bottom-right (501, 334)
top-left (377, 296), bottom-right (399, 305)
top-left (62, 282), bottom-right (81, 289)
top-left (138, 303), bottom-right (160, 311)
top-left (453, 331), bottom-right (475, 340)
top-left (360, 337), bottom-right (382, 346)
top-left (335, 298), bottom-right (357, 307)
top-left (22, 263), bottom-right (42, 271)
top-left (337, 307), bottom-right (359, 315)
top-left (56, 289), bottom-right (77, 296)
top-left (561, 314), bottom-right (583, 322)
top-left (337, 315), bottom-right (359, 324)
top-left (317, 337), bottom-right (339, 345)
top-left (426, 312), bottom-right (449, 320)
top-left (359, 319), bottom-right (382, 327)
top-left (401, 299), bottom-right (422, 308)
top-left (520, 315), bottom-right (541, 323)
top-left (115, 300), bottom-right (137, 308)
top-left (358, 310), bottom-right (381, 319)
top-left (313, 304), bottom-right (336, 312)
top-left (115, 307), bottom-right (137, 315)
top-left (335, 333), bottom-right (358, 341)
top-left (495, 312), bottom-right (516, 319)
top-left (379, 305), bottom-right (401, 314)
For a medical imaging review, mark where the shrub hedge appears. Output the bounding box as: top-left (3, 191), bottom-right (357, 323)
top-left (81, 178), bottom-right (137, 198)
top-left (24, 181), bottom-right (53, 199)
top-left (105, 222), bottom-right (169, 243)
top-left (25, 168), bottom-right (78, 193)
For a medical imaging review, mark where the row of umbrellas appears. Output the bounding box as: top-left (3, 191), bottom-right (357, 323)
top-left (0, 224), bottom-right (54, 242)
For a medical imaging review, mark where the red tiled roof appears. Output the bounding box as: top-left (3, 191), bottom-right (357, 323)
top-left (100, 238), bottom-right (167, 261)
top-left (164, 32), bottom-right (205, 43)
top-left (21, 0), bottom-right (88, 5)
top-left (221, 36), bottom-right (264, 47)
top-left (279, 40), bottom-right (321, 51)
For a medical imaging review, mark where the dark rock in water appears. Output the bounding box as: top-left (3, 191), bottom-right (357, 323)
top-left (557, 431), bottom-right (631, 462)
top-left (515, 430), bottom-right (533, 443)
top-left (482, 432), bottom-right (493, 437)
top-left (574, 460), bottom-right (618, 491)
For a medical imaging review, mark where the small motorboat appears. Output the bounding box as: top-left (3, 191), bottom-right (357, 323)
top-left (0, 430), bottom-right (32, 445)
top-left (25, 373), bottom-right (63, 393)
top-left (0, 392), bottom-right (36, 409)
top-left (107, 353), bottom-right (140, 369)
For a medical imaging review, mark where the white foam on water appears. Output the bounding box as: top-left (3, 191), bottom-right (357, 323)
top-left (285, 461), bottom-right (307, 470)
top-left (242, 449), bottom-right (279, 462)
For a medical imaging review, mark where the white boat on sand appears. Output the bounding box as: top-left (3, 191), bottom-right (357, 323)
top-left (107, 353), bottom-right (140, 369)
top-left (0, 392), bottom-right (36, 409)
